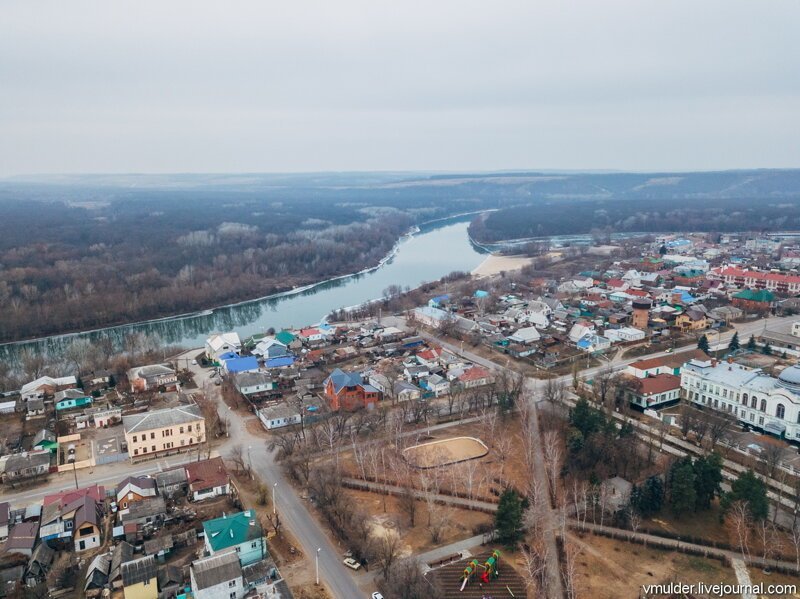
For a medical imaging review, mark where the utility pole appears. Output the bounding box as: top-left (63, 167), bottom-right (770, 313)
top-left (315, 548), bottom-right (321, 585)
top-left (72, 459), bottom-right (79, 490)
top-left (272, 482), bottom-right (278, 515)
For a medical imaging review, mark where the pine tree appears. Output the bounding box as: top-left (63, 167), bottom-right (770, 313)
top-left (697, 334), bottom-right (710, 353)
top-left (668, 459), bottom-right (697, 516)
top-left (693, 452), bottom-right (723, 510)
top-left (763, 343), bottom-right (773, 356)
top-left (747, 335), bottom-right (757, 351)
top-left (722, 470), bottom-right (769, 520)
top-left (728, 331), bottom-right (740, 352)
top-left (495, 488), bottom-right (525, 546)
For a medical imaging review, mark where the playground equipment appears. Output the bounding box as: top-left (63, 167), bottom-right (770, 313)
top-left (459, 559), bottom-right (481, 592)
top-left (479, 550), bottom-right (501, 584)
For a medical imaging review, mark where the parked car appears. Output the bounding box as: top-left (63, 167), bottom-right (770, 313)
top-left (343, 558), bottom-right (361, 571)
top-left (372, 593), bottom-right (384, 599)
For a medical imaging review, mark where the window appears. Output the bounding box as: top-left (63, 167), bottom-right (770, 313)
top-left (229, 581), bottom-right (236, 588)
top-left (180, 427), bottom-right (184, 434)
top-left (65, 521), bottom-right (73, 529)
top-left (751, 397), bottom-right (757, 409)
top-left (759, 416), bottom-right (764, 426)
top-left (152, 445), bottom-right (156, 452)
top-left (776, 403), bottom-right (786, 419)
top-left (133, 435), bottom-right (138, 442)
top-left (134, 449), bottom-right (139, 456)
top-left (760, 399), bottom-right (767, 412)
top-left (251, 541), bottom-right (258, 548)
top-left (150, 432), bottom-right (155, 440)
top-left (741, 394), bottom-right (747, 405)
top-left (230, 593), bottom-right (236, 599)
top-left (142, 447), bottom-right (147, 453)
top-left (188, 424), bottom-right (193, 432)
top-left (79, 526), bottom-right (93, 535)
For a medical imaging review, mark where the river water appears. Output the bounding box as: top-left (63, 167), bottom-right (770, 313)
top-left (0, 218), bottom-right (487, 362)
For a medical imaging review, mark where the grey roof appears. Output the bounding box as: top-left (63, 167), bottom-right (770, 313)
top-left (121, 496), bottom-right (166, 523)
top-left (123, 404), bottom-right (202, 434)
top-left (84, 553), bottom-right (111, 591)
top-left (154, 467), bottom-right (187, 489)
top-left (143, 534), bottom-right (173, 555)
top-left (131, 364), bottom-right (175, 378)
top-left (110, 541), bottom-right (134, 581)
top-left (3, 451), bottom-right (50, 474)
top-left (234, 372), bottom-right (273, 388)
top-left (121, 555), bottom-right (157, 586)
top-left (191, 551), bottom-right (242, 590)
top-left (32, 429), bottom-right (56, 446)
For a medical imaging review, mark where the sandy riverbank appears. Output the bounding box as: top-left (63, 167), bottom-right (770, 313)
top-left (471, 253), bottom-right (533, 277)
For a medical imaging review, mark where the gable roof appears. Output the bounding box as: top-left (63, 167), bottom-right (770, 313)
top-left (20, 375), bottom-right (76, 395)
top-left (191, 550), bottom-right (242, 590)
top-left (123, 404), bottom-right (202, 434)
top-left (733, 289), bottom-right (775, 303)
top-left (121, 555), bottom-right (157, 586)
top-left (4, 522), bottom-right (38, 553)
top-left (638, 373), bottom-right (682, 396)
top-left (115, 475), bottom-right (157, 499)
top-left (203, 510), bottom-right (263, 552)
top-left (185, 457), bottom-right (229, 492)
top-left (325, 369), bottom-right (364, 394)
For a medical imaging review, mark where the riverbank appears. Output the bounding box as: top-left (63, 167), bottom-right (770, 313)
top-left (471, 254), bottom-right (533, 277)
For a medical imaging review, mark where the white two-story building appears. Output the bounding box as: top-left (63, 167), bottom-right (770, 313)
top-left (680, 359), bottom-right (800, 440)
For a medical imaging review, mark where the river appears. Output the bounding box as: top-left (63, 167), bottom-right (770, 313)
top-left (0, 218), bottom-right (487, 363)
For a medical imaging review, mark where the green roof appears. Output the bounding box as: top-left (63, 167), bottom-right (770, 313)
top-left (275, 330), bottom-right (296, 345)
top-left (733, 289), bottom-right (774, 303)
top-left (203, 511), bottom-right (263, 551)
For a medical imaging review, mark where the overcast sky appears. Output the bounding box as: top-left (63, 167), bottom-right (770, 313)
top-left (1, 0), bottom-right (799, 176)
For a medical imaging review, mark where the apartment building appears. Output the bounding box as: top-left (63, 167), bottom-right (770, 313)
top-left (123, 404), bottom-right (205, 461)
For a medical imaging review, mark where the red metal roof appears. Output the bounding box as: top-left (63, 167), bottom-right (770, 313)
top-left (638, 373), bottom-right (681, 396)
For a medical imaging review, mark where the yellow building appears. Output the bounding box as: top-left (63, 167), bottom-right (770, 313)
top-left (675, 309), bottom-right (710, 332)
top-left (123, 404), bottom-right (205, 461)
top-left (121, 555), bottom-right (157, 599)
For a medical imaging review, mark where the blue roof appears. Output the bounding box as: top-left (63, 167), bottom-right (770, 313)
top-left (218, 351), bottom-right (239, 361)
top-left (474, 290), bottom-right (490, 298)
top-left (265, 356), bottom-right (294, 368)
top-left (326, 368), bottom-right (365, 394)
top-left (225, 356), bottom-right (259, 373)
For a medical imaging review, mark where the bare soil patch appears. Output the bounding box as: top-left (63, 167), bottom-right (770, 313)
top-left (403, 436), bottom-right (488, 468)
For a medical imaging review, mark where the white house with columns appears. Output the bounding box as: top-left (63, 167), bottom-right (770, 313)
top-left (680, 359), bottom-right (800, 440)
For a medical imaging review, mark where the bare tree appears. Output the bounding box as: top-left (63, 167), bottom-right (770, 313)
top-left (542, 430), bottom-right (563, 502)
top-left (229, 444), bottom-right (246, 474)
top-left (727, 500), bottom-right (753, 562)
top-left (760, 441), bottom-right (785, 479)
top-left (561, 540), bottom-right (582, 599)
top-left (376, 531), bottom-right (402, 578)
top-left (543, 377), bottom-right (567, 405)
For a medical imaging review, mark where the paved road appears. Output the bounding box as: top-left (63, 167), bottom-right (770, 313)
top-left (180, 352), bottom-right (371, 599)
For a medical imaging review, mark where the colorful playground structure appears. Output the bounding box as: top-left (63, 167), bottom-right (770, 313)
top-left (459, 550), bottom-right (502, 591)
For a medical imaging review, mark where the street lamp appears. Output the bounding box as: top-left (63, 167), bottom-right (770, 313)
top-left (272, 482), bottom-right (278, 514)
top-left (315, 548), bottom-right (321, 585)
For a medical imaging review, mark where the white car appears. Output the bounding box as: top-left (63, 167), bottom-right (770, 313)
top-left (343, 557), bottom-right (361, 571)
top-left (372, 593), bottom-right (384, 599)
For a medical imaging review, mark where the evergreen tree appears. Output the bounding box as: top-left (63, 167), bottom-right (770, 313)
top-left (763, 343), bottom-right (772, 356)
top-left (668, 458), bottom-right (697, 516)
top-left (722, 470), bottom-right (769, 521)
top-left (747, 335), bottom-right (757, 351)
top-left (495, 488), bottom-right (525, 546)
top-left (728, 331), bottom-right (740, 352)
top-left (631, 476), bottom-right (665, 517)
top-left (697, 334), bottom-right (710, 353)
top-left (693, 452), bottom-right (723, 510)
